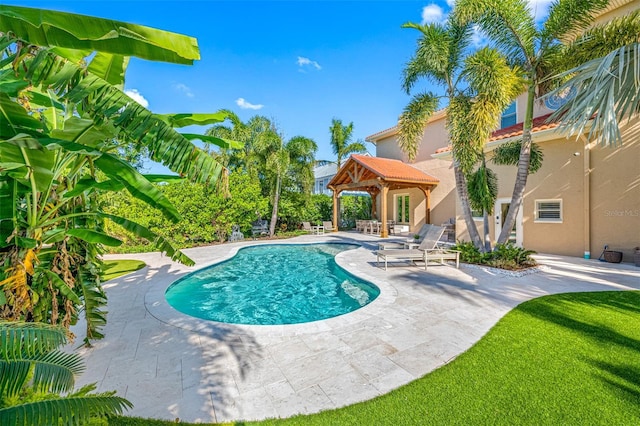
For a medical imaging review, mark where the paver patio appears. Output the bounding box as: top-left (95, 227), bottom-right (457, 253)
top-left (67, 232), bottom-right (640, 423)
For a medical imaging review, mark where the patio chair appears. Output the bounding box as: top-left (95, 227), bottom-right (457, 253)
top-left (376, 225), bottom-right (460, 270)
top-left (377, 223), bottom-right (431, 250)
top-left (323, 221), bottom-right (335, 232)
top-left (302, 221), bottom-right (314, 233)
top-left (251, 219), bottom-right (268, 239)
top-left (228, 225), bottom-right (244, 242)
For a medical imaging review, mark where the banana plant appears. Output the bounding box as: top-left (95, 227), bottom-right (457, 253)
top-left (0, 321), bottom-right (132, 425)
top-left (0, 5), bottom-right (241, 342)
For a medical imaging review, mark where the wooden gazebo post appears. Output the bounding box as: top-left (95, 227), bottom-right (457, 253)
top-left (419, 186), bottom-right (432, 224)
top-left (380, 183), bottom-right (389, 238)
top-left (331, 188), bottom-right (340, 232)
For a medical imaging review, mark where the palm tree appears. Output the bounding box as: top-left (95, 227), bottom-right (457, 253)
top-left (455, 0), bottom-right (610, 244)
top-left (399, 18), bottom-right (522, 250)
top-left (546, 11), bottom-right (640, 147)
top-left (329, 119), bottom-right (367, 168)
top-left (0, 322), bottom-right (132, 424)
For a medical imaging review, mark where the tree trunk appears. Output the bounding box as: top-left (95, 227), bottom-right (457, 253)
top-left (455, 164), bottom-right (483, 249)
top-left (269, 174), bottom-right (281, 237)
top-left (483, 210), bottom-right (491, 252)
top-left (497, 82), bottom-right (536, 245)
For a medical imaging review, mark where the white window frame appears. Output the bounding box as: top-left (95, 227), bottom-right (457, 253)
top-left (394, 193), bottom-right (410, 224)
top-left (535, 199), bottom-right (563, 223)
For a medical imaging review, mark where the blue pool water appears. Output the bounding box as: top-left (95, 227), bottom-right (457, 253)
top-left (165, 243), bottom-right (380, 325)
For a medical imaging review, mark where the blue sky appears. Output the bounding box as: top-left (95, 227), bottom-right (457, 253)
top-left (5, 0), bottom-right (552, 173)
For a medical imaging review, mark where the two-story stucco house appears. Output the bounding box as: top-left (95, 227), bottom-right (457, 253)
top-left (359, 1), bottom-right (640, 262)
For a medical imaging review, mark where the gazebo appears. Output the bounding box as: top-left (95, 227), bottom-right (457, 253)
top-left (327, 154), bottom-right (440, 237)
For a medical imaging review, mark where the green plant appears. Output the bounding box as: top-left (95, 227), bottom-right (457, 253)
top-left (0, 322), bottom-right (131, 425)
top-left (0, 5), bottom-right (236, 342)
top-left (453, 241), bottom-right (536, 270)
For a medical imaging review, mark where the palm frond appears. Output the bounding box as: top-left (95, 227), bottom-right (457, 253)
top-left (561, 10), bottom-right (640, 69)
top-left (492, 140), bottom-right (544, 173)
top-left (0, 321), bottom-right (67, 360)
top-left (455, 0), bottom-right (537, 68)
top-left (467, 162), bottom-right (498, 214)
top-left (547, 42), bottom-right (640, 147)
top-left (401, 22), bottom-right (451, 93)
top-left (0, 394), bottom-right (133, 426)
top-left (76, 267), bottom-right (107, 343)
top-left (542, 0), bottom-right (609, 46)
top-left (398, 92), bottom-right (440, 161)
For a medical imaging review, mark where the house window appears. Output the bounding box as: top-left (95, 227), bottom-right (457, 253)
top-left (535, 199), bottom-right (562, 223)
top-left (500, 101), bottom-right (517, 128)
top-left (396, 194), bottom-right (410, 223)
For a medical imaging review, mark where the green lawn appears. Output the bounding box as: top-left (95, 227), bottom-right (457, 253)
top-left (108, 291), bottom-right (640, 425)
top-left (101, 259), bottom-right (146, 281)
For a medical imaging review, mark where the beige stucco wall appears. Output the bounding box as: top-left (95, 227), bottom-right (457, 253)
top-left (455, 119), bottom-right (640, 262)
top-left (374, 114), bottom-right (457, 231)
top-left (589, 120), bottom-right (640, 262)
top-left (593, 0), bottom-right (640, 26)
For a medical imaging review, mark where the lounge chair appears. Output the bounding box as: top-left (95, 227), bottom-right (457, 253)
top-left (377, 223), bottom-right (431, 250)
top-left (302, 221), bottom-right (315, 234)
top-left (376, 225), bottom-right (460, 270)
top-left (323, 221), bottom-right (335, 232)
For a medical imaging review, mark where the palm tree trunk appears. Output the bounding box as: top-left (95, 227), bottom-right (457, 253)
top-left (483, 210), bottom-right (491, 252)
top-left (455, 164), bottom-right (484, 249)
top-left (497, 83), bottom-right (536, 244)
top-left (269, 173), bottom-right (281, 237)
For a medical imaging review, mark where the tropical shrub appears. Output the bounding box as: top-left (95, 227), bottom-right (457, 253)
top-left (0, 321), bottom-right (132, 425)
top-left (103, 171), bottom-right (267, 247)
top-left (454, 241), bottom-right (537, 270)
top-left (0, 6), bottom-right (235, 342)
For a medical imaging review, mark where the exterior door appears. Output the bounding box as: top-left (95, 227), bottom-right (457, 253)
top-left (395, 194), bottom-right (410, 224)
top-left (494, 198), bottom-right (523, 246)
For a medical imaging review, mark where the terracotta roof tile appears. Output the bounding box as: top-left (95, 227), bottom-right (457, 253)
top-left (433, 113), bottom-right (559, 154)
top-left (351, 154), bottom-right (439, 183)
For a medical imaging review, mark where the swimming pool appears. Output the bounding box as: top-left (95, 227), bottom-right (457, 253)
top-left (165, 243), bottom-right (380, 325)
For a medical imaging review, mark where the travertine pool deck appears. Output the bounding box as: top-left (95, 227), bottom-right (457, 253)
top-left (67, 232), bottom-right (640, 423)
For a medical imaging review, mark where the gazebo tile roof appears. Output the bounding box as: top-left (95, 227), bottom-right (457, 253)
top-left (350, 154), bottom-right (440, 183)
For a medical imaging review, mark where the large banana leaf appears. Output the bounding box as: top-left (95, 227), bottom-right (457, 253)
top-left (0, 176), bottom-right (14, 247)
top-left (87, 52), bottom-right (129, 86)
top-left (181, 133), bottom-right (244, 150)
top-left (0, 5), bottom-right (199, 65)
top-left (18, 48), bottom-right (227, 187)
top-left (66, 229), bottom-right (122, 247)
top-left (94, 153), bottom-right (181, 222)
top-left (0, 134), bottom-right (55, 193)
top-left (155, 112), bottom-right (228, 128)
top-left (0, 93), bottom-right (44, 138)
top-left (101, 213), bottom-right (194, 266)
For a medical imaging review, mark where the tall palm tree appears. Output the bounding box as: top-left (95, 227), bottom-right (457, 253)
top-left (547, 11), bottom-right (640, 147)
top-left (399, 18), bottom-right (522, 250)
top-left (329, 119), bottom-right (367, 168)
top-left (455, 0), bottom-right (610, 244)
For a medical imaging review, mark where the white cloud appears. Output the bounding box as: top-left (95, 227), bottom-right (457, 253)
top-left (173, 83), bottom-right (194, 98)
top-left (528, 0), bottom-right (553, 21)
top-left (297, 56), bottom-right (322, 71)
top-left (421, 4), bottom-right (445, 25)
top-left (124, 89), bottom-right (149, 108)
top-left (235, 97), bottom-right (264, 110)
top-left (470, 24), bottom-right (488, 47)
top-left (445, 0), bottom-right (455, 8)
